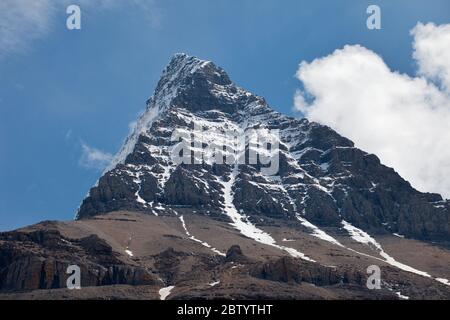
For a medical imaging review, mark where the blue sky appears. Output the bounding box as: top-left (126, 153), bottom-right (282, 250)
top-left (1, 0), bottom-right (449, 231)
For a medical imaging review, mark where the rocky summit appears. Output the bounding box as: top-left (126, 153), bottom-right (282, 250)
top-left (1, 54), bottom-right (450, 300)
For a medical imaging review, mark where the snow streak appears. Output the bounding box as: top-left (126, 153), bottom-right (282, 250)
top-left (179, 215), bottom-right (225, 256)
top-left (219, 166), bottom-right (314, 262)
top-left (342, 220), bottom-right (450, 286)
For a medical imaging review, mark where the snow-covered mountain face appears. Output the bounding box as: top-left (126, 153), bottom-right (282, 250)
top-left (76, 53), bottom-right (450, 243)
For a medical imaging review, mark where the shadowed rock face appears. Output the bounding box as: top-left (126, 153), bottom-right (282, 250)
top-left (76, 54), bottom-right (450, 242)
top-left (250, 255), bottom-right (353, 286)
top-left (0, 228), bottom-right (158, 291)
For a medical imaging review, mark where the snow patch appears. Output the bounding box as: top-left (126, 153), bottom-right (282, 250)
top-left (436, 278), bottom-right (450, 285)
top-left (319, 162), bottom-right (330, 171)
top-left (208, 281), bottom-right (220, 287)
top-left (125, 249), bottom-right (134, 257)
top-left (219, 166), bottom-right (314, 262)
top-left (395, 291), bottom-right (409, 300)
top-left (159, 286), bottom-right (175, 300)
top-left (296, 214), bottom-right (343, 247)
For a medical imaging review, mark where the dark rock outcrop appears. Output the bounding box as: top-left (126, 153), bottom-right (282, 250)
top-left (225, 245), bottom-right (252, 264)
top-left (250, 256), bottom-right (360, 286)
top-left (0, 229), bottom-right (158, 292)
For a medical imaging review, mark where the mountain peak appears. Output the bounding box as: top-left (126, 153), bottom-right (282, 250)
top-left (149, 53), bottom-right (260, 116)
top-left (78, 54), bottom-right (450, 248)
top-left (100, 54), bottom-right (259, 175)
top-left (155, 53), bottom-right (232, 99)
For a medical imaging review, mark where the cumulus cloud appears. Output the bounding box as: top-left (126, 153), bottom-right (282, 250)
top-left (412, 23), bottom-right (450, 92)
top-left (0, 0), bottom-right (160, 58)
top-left (294, 22), bottom-right (450, 199)
top-left (79, 143), bottom-right (113, 170)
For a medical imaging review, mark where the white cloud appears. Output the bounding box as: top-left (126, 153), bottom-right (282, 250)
top-left (0, 0), bottom-right (160, 58)
top-left (412, 23), bottom-right (450, 92)
top-left (79, 143), bottom-right (113, 170)
top-left (294, 22), bottom-right (450, 199)
top-left (0, 0), bottom-right (55, 58)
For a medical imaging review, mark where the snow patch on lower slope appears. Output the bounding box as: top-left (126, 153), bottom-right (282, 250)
top-left (342, 220), bottom-right (450, 286)
top-left (179, 215), bottom-right (226, 256)
top-left (387, 287), bottom-right (409, 300)
top-left (208, 281), bottom-right (220, 287)
top-left (159, 286), bottom-right (175, 300)
top-left (295, 214), bottom-right (343, 247)
top-left (279, 183), bottom-right (384, 263)
top-left (395, 291), bottom-right (409, 300)
top-left (232, 169), bottom-right (448, 284)
top-left (436, 278), bottom-right (450, 285)
top-left (219, 167), bottom-right (314, 262)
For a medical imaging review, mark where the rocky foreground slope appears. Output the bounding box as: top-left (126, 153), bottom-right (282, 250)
top-left (1, 54), bottom-right (450, 299)
top-left (1, 211), bottom-right (450, 299)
